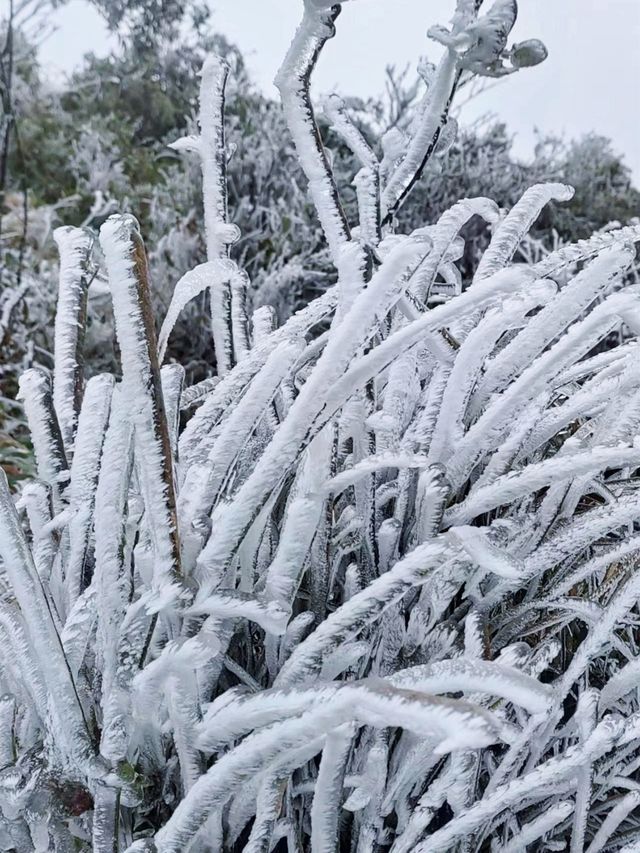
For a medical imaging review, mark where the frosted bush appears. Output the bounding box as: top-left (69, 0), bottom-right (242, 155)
top-left (1, 1), bottom-right (640, 851)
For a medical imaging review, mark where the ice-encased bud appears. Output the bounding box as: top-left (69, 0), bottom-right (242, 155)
top-left (510, 39), bottom-right (549, 69)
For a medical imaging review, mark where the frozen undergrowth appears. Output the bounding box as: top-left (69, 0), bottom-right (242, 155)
top-left (1, 0), bottom-right (640, 850)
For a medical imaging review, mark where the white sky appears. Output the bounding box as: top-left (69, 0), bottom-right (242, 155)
top-left (36, 0), bottom-right (640, 182)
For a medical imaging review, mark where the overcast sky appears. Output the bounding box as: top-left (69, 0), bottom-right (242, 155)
top-left (40, 0), bottom-right (640, 181)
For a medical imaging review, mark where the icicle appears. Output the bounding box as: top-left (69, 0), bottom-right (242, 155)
top-left (230, 268), bottom-right (251, 363)
top-left (92, 786), bottom-right (120, 853)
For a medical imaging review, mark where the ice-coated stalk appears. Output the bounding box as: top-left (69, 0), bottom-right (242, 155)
top-left (99, 214), bottom-right (183, 593)
top-left (0, 468), bottom-right (102, 778)
top-left (52, 225), bottom-right (93, 455)
top-left (275, 2), bottom-right (350, 261)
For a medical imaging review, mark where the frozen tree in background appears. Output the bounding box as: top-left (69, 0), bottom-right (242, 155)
top-left (1, 0), bottom-right (640, 850)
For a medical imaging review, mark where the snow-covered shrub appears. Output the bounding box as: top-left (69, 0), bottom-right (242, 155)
top-left (2, 1), bottom-right (640, 850)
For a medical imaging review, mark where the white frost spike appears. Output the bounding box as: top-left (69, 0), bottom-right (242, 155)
top-left (93, 390), bottom-right (132, 733)
top-left (161, 364), bottom-right (184, 466)
top-left (168, 134), bottom-right (202, 155)
top-left (325, 267), bottom-right (537, 425)
top-left (99, 214), bottom-right (183, 592)
top-left (447, 443), bottom-right (640, 526)
top-left (410, 196), bottom-right (500, 302)
top-left (188, 591), bottom-right (290, 635)
top-left (276, 537), bottom-right (455, 687)
top-left (324, 93), bottom-right (380, 245)
top-left (498, 801), bottom-right (573, 852)
top-left (473, 245), bottom-right (634, 414)
top-left (185, 337), bottom-right (305, 565)
top-left (585, 791), bottom-right (640, 853)
top-left (158, 260), bottom-right (232, 362)
top-left (199, 56), bottom-right (236, 259)
top-left (199, 55), bottom-right (239, 374)
top-left (17, 368), bottom-right (68, 503)
top-left (310, 723), bottom-right (353, 852)
top-left (251, 305), bottom-right (276, 346)
top-left (324, 452), bottom-right (431, 497)
top-left (389, 658), bottom-right (553, 714)
top-left (61, 584), bottom-right (97, 678)
top-left (263, 426), bottom-right (333, 609)
top-left (451, 278), bottom-right (640, 489)
top-left (448, 526), bottom-right (524, 579)
top-left (0, 468), bottom-right (102, 778)
top-left (20, 481), bottom-right (56, 583)
top-left (275, 2), bottom-right (350, 259)
top-left (475, 183), bottom-right (574, 281)
top-left (428, 280), bottom-right (555, 464)
top-left (52, 226), bottom-right (93, 455)
top-left (161, 683), bottom-right (505, 852)
top-left (6, 0), bottom-right (640, 844)
top-left (65, 373), bottom-right (114, 609)
top-left (415, 464), bottom-right (450, 541)
top-left (196, 236), bottom-right (442, 578)
top-left (414, 718), bottom-right (623, 851)
top-left (599, 657), bottom-right (640, 710)
top-left (382, 48), bottom-right (459, 220)
top-left (0, 694), bottom-right (15, 769)
top-left (464, 609), bottom-right (485, 659)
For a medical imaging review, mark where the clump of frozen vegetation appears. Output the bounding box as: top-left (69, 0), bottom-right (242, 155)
top-left (1, 0), bottom-right (640, 850)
